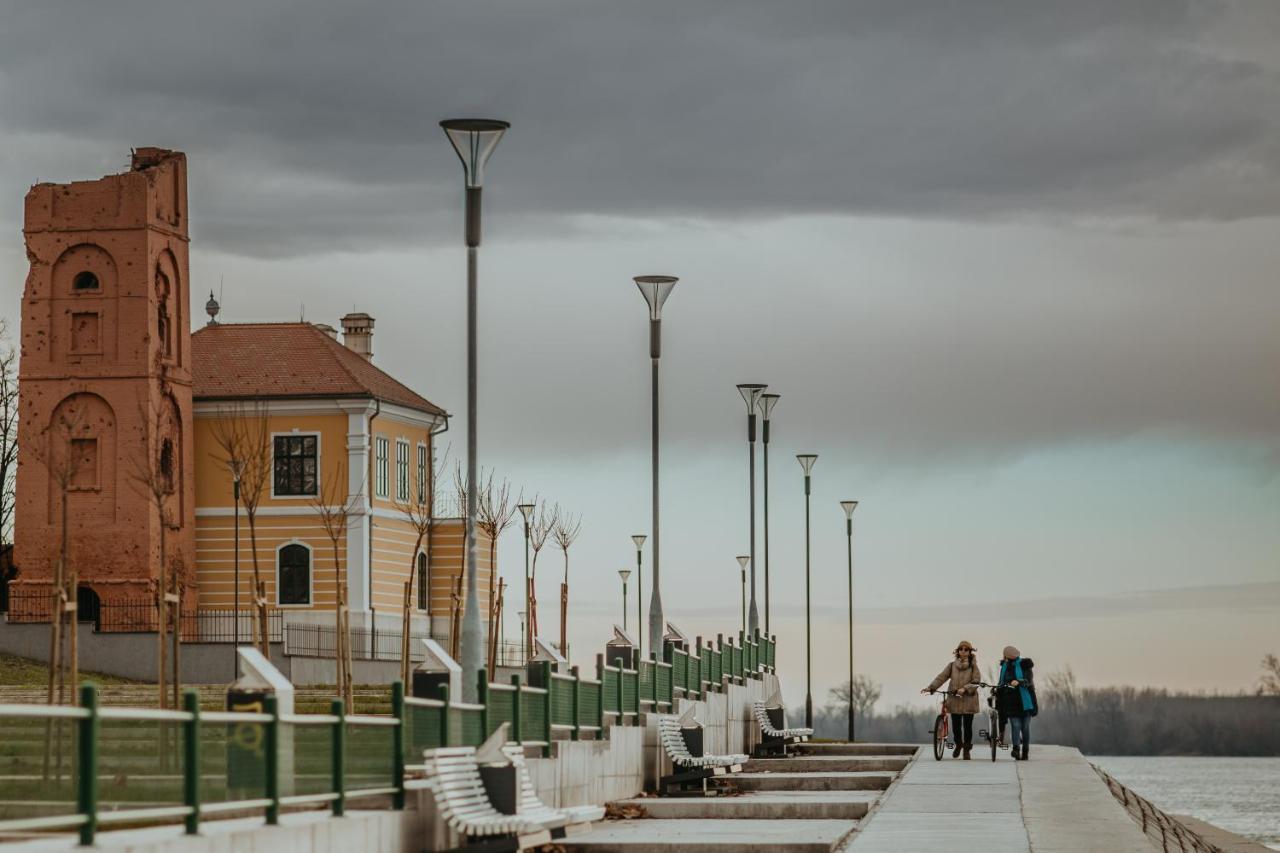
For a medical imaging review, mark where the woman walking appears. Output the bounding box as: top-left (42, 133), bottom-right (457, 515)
top-left (921, 640), bottom-right (981, 759)
top-left (997, 645), bottom-right (1037, 760)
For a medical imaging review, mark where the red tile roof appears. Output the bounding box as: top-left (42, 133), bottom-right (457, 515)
top-left (191, 322), bottom-right (446, 416)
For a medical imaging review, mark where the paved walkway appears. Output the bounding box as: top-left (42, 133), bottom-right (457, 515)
top-left (848, 745), bottom-right (1153, 853)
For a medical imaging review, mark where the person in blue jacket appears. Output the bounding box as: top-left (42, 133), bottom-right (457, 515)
top-left (996, 645), bottom-right (1037, 760)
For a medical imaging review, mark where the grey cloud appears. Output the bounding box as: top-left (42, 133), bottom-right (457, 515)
top-left (0, 1), bottom-right (1278, 256)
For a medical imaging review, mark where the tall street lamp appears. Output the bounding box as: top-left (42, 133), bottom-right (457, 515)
top-left (441, 118), bottom-right (509, 701)
top-left (797, 453), bottom-right (818, 728)
top-left (841, 500), bottom-right (859, 742)
top-left (633, 276), bottom-right (677, 657)
top-left (229, 463), bottom-right (242, 677)
top-left (736, 555), bottom-right (749, 638)
top-left (618, 568), bottom-right (631, 631)
top-left (630, 534), bottom-right (646, 653)
top-left (736, 384), bottom-right (767, 636)
top-left (758, 393), bottom-right (779, 634)
top-left (517, 502), bottom-right (534, 663)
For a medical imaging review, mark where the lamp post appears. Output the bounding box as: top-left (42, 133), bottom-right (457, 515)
top-left (633, 276), bottom-right (677, 657)
top-left (618, 569), bottom-right (631, 631)
top-left (517, 503), bottom-right (534, 663)
top-left (796, 453), bottom-right (818, 728)
top-left (736, 384), bottom-right (767, 635)
top-left (736, 555), bottom-right (749, 638)
top-left (517, 610), bottom-right (526, 664)
top-left (630, 534), bottom-right (646, 653)
top-left (441, 118), bottom-right (509, 702)
top-left (840, 500), bottom-right (859, 742)
top-left (758, 393), bottom-right (779, 634)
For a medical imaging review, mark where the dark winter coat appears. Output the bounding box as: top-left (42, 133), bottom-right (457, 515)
top-left (996, 657), bottom-right (1038, 717)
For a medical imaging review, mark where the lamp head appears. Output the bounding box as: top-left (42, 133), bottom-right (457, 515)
top-left (634, 276), bottom-right (678, 321)
top-left (736, 384), bottom-right (767, 413)
top-left (631, 534), bottom-right (647, 549)
top-left (796, 454), bottom-right (818, 475)
top-left (736, 555), bottom-right (749, 571)
top-left (517, 503), bottom-right (535, 523)
top-left (758, 393), bottom-right (780, 420)
top-left (440, 118), bottom-right (510, 188)
top-left (618, 568), bottom-right (632, 583)
top-left (841, 500), bottom-right (859, 519)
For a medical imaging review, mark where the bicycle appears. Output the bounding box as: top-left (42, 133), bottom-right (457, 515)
top-left (972, 682), bottom-right (1010, 762)
top-left (923, 688), bottom-right (974, 761)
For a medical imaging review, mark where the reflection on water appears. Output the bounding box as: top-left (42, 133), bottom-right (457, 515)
top-left (1092, 756), bottom-right (1280, 850)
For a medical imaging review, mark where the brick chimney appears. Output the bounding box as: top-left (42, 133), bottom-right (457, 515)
top-left (340, 312), bottom-right (374, 360)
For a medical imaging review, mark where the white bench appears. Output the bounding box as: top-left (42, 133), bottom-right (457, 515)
top-left (420, 745), bottom-right (552, 851)
top-left (502, 743), bottom-right (605, 835)
top-left (657, 712), bottom-right (747, 795)
top-left (753, 699), bottom-right (813, 757)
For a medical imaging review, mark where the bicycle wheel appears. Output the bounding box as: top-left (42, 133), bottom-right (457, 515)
top-left (990, 711), bottom-right (998, 761)
top-left (933, 715), bottom-right (947, 761)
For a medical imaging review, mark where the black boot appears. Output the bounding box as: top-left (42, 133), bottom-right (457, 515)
top-left (1020, 744), bottom-right (1029, 760)
top-left (962, 745), bottom-right (971, 760)
top-left (952, 744), bottom-right (962, 758)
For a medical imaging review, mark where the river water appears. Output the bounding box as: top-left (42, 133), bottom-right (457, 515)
top-left (1091, 756), bottom-right (1280, 850)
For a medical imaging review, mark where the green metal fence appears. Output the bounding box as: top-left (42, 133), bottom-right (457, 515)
top-left (0, 628), bottom-right (778, 845)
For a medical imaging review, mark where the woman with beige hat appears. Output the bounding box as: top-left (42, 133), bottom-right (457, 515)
top-left (996, 645), bottom-right (1038, 760)
top-left (921, 640), bottom-right (981, 759)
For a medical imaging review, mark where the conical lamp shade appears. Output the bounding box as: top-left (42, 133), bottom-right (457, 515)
top-left (441, 118), bottom-right (510, 188)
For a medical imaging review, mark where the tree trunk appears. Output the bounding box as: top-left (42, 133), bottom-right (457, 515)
top-left (247, 514), bottom-right (269, 655)
top-left (157, 521), bottom-right (167, 709)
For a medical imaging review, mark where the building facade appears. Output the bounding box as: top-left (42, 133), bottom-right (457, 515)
top-left (12, 149), bottom-right (490, 637)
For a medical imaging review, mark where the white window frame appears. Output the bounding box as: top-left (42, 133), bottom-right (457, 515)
top-left (374, 435), bottom-right (389, 499)
top-left (395, 438), bottom-right (411, 502)
top-left (270, 430), bottom-right (322, 499)
top-left (416, 442), bottom-right (429, 505)
top-left (275, 539), bottom-right (314, 607)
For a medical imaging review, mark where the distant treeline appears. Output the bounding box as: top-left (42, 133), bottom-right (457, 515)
top-left (812, 668), bottom-right (1280, 756)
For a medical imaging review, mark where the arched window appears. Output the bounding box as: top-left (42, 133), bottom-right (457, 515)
top-left (416, 552), bottom-right (428, 611)
top-left (73, 271), bottom-right (100, 292)
top-left (76, 586), bottom-right (101, 625)
top-left (278, 543), bottom-right (311, 605)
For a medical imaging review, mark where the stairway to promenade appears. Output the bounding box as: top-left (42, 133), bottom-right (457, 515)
top-left (563, 743), bottom-right (918, 852)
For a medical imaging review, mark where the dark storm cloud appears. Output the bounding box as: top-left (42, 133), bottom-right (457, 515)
top-left (1, 1), bottom-right (1278, 255)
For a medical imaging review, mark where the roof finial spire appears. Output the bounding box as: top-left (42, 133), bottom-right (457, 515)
top-left (205, 290), bottom-right (220, 325)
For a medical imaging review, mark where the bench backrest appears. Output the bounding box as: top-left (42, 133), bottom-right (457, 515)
top-left (422, 746), bottom-right (507, 828)
top-left (658, 714), bottom-right (696, 763)
top-left (753, 699), bottom-right (786, 735)
top-left (501, 744), bottom-right (549, 815)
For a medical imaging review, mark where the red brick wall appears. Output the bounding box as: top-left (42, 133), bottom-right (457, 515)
top-left (13, 149), bottom-right (196, 609)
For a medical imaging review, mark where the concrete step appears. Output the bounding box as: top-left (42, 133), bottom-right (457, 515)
top-left (796, 743), bottom-right (918, 757)
top-left (564, 818), bottom-right (859, 851)
top-left (613, 790), bottom-right (877, 820)
top-left (734, 771), bottom-right (894, 792)
top-left (744, 755), bottom-right (910, 773)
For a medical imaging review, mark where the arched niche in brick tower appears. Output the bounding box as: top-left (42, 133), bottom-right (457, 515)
top-left (43, 391), bottom-right (117, 526)
top-left (154, 249), bottom-right (182, 367)
top-left (49, 243), bottom-right (118, 364)
top-left (157, 391), bottom-right (185, 527)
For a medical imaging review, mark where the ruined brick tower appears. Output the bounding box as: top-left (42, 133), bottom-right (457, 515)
top-left (14, 148), bottom-right (196, 610)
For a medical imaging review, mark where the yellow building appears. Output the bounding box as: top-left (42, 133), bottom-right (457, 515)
top-left (190, 312), bottom-right (492, 635)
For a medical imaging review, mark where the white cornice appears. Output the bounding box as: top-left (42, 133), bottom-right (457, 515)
top-left (194, 397), bottom-right (445, 430)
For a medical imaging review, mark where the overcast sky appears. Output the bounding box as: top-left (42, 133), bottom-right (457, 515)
top-left (2, 1), bottom-right (1278, 707)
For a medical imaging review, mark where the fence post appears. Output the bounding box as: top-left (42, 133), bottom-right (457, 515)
top-left (594, 655), bottom-right (605, 731)
top-left (77, 683), bottom-right (98, 847)
top-left (182, 689), bottom-right (201, 835)
top-left (391, 680), bottom-right (405, 810)
top-left (265, 694), bottom-right (280, 825)
top-left (614, 653), bottom-right (624, 722)
top-left (511, 675), bottom-right (523, 744)
top-left (541, 661), bottom-right (553, 757)
top-left (438, 684), bottom-right (452, 747)
top-left (331, 699), bottom-right (346, 817)
top-left (477, 669), bottom-right (489, 738)
top-left (570, 665), bottom-right (581, 741)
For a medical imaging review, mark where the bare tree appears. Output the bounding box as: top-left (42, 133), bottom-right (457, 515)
top-left (477, 473), bottom-right (517, 674)
top-left (551, 510), bottom-right (582, 655)
top-left (0, 321), bottom-right (18, 545)
top-left (526, 502), bottom-right (557, 656)
top-left (1259, 654), bottom-right (1280, 696)
top-left (312, 465), bottom-right (360, 712)
top-left (208, 403), bottom-right (271, 655)
top-left (393, 463), bottom-right (436, 687)
top-left (28, 400), bottom-right (91, 707)
top-left (825, 675), bottom-right (882, 723)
